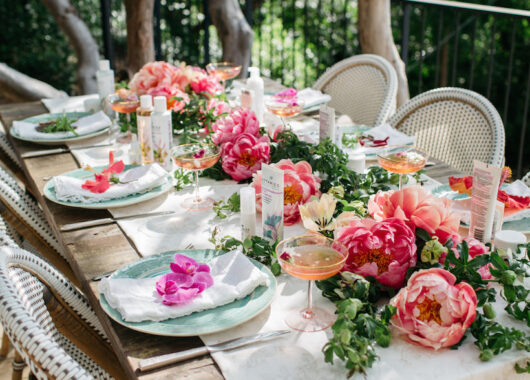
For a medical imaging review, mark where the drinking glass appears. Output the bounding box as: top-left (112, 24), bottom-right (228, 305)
top-left (106, 90), bottom-right (140, 144)
top-left (377, 145), bottom-right (426, 190)
top-left (276, 234), bottom-right (348, 332)
top-left (172, 143), bottom-right (221, 210)
top-left (265, 99), bottom-right (305, 129)
top-left (206, 62), bottom-right (242, 89)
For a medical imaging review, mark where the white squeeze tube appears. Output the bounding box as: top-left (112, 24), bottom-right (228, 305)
top-left (261, 164), bottom-right (284, 243)
top-left (469, 160), bottom-right (503, 243)
top-left (240, 187), bottom-right (256, 240)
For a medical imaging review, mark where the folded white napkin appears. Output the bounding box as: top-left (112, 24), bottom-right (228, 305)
top-left (12, 111), bottom-right (111, 140)
top-left (42, 94), bottom-right (99, 113)
top-left (504, 180), bottom-right (530, 197)
top-left (53, 163), bottom-right (167, 203)
top-left (298, 88), bottom-right (331, 109)
top-left (99, 249), bottom-right (271, 322)
top-left (345, 123), bottom-right (415, 156)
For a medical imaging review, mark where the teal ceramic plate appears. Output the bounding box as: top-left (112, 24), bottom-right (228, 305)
top-left (99, 250), bottom-right (276, 336)
top-left (10, 112), bottom-right (109, 145)
top-left (432, 184), bottom-right (530, 233)
top-left (43, 165), bottom-right (172, 209)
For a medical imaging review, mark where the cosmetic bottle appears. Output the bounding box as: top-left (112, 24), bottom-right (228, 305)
top-left (137, 95), bottom-right (154, 165)
top-left (151, 96), bottom-right (173, 170)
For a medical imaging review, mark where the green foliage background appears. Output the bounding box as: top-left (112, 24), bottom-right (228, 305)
top-left (0, 0), bottom-right (528, 173)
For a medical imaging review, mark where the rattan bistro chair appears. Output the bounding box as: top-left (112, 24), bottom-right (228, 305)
top-left (0, 166), bottom-right (78, 286)
top-left (388, 88), bottom-right (505, 175)
top-left (0, 243), bottom-right (127, 379)
top-left (313, 54), bottom-right (398, 126)
top-left (522, 172), bottom-right (530, 187)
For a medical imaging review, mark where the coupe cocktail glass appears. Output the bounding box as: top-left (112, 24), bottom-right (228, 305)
top-left (276, 234), bottom-right (348, 332)
top-left (106, 90), bottom-right (140, 144)
top-left (172, 143), bottom-right (221, 210)
top-left (265, 99), bottom-right (305, 129)
top-left (206, 62), bottom-right (242, 89)
top-left (377, 145), bottom-right (426, 190)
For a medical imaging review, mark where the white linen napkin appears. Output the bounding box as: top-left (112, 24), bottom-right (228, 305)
top-left (99, 249), bottom-right (271, 323)
top-left (12, 111), bottom-right (111, 140)
top-left (297, 88), bottom-right (331, 109)
top-left (345, 123), bottom-right (416, 156)
top-left (42, 94), bottom-right (99, 113)
top-left (52, 163), bottom-right (167, 203)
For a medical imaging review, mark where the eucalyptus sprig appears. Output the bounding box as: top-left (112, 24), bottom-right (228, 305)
top-left (213, 192), bottom-right (240, 219)
top-left (318, 273), bottom-right (396, 377)
top-left (209, 228), bottom-right (281, 275)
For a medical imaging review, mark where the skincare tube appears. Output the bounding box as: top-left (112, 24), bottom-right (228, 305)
top-left (240, 187), bottom-right (256, 240)
top-left (469, 160), bottom-right (503, 243)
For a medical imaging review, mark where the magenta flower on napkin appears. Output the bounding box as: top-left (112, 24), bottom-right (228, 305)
top-left (156, 254), bottom-right (213, 305)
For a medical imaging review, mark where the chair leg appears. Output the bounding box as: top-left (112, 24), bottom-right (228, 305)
top-left (0, 332), bottom-right (9, 358)
top-left (11, 350), bottom-right (25, 380)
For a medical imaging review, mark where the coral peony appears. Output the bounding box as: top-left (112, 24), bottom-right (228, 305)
top-left (390, 268), bottom-right (477, 350)
top-left (207, 98), bottom-right (231, 117)
top-left (252, 159), bottom-right (321, 225)
top-left (129, 61), bottom-right (178, 95)
top-left (211, 109), bottom-right (260, 146)
top-left (221, 133), bottom-right (270, 181)
top-left (146, 86), bottom-right (190, 112)
top-left (335, 218), bottom-right (417, 289)
top-left (368, 185), bottom-right (461, 244)
top-left (190, 76), bottom-right (222, 97)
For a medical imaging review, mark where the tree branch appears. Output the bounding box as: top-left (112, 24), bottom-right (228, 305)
top-left (40, 0), bottom-right (99, 94)
top-left (0, 63), bottom-right (66, 102)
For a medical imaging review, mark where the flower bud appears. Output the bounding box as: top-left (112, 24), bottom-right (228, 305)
top-left (327, 186), bottom-right (345, 199)
top-left (482, 304), bottom-right (496, 319)
top-left (479, 349), bottom-right (494, 361)
top-left (501, 270), bottom-right (516, 285)
top-left (421, 237), bottom-right (448, 264)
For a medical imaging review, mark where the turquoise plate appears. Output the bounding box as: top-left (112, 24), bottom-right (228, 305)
top-left (10, 112), bottom-right (109, 146)
top-left (43, 165), bottom-right (172, 209)
top-left (432, 184), bottom-right (530, 233)
top-left (99, 249), bottom-right (276, 336)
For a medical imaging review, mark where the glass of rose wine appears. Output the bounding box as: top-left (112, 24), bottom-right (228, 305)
top-left (377, 145), bottom-right (427, 190)
top-left (276, 234), bottom-right (348, 332)
top-left (206, 62), bottom-right (242, 89)
top-left (106, 89), bottom-right (140, 144)
top-left (172, 143), bottom-right (221, 210)
top-left (265, 98), bottom-right (305, 129)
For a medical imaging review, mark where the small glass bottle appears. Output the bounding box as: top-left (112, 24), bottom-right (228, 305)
top-left (128, 134), bottom-right (141, 165)
top-left (137, 95), bottom-right (154, 165)
top-left (240, 187), bottom-right (256, 240)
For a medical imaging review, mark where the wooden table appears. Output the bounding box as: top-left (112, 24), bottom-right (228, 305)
top-left (0, 101), bottom-right (463, 380)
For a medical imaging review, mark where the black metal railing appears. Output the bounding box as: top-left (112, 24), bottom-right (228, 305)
top-left (98, 0), bottom-right (529, 176)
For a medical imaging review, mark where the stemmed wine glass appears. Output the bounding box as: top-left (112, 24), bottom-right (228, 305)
top-left (206, 62), bottom-right (242, 90)
top-left (377, 145), bottom-right (427, 190)
top-left (265, 98), bottom-right (305, 130)
top-left (172, 143), bottom-right (221, 210)
top-left (106, 90), bottom-right (140, 144)
top-left (276, 234), bottom-right (348, 332)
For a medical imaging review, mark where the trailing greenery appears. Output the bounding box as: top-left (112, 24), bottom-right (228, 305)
top-left (173, 168), bottom-right (194, 191)
top-left (37, 114), bottom-right (78, 135)
top-left (213, 192), bottom-right (240, 219)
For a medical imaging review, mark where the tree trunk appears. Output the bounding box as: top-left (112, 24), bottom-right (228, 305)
top-left (0, 63), bottom-right (66, 102)
top-left (41, 0), bottom-right (99, 94)
top-left (358, 0), bottom-right (409, 107)
top-left (124, 0), bottom-right (155, 78)
top-left (209, 0), bottom-right (254, 78)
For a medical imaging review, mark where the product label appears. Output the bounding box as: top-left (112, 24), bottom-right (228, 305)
top-left (261, 164), bottom-right (284, 243)
top-left (152, 114), bottom-right (173, 169)
top-left (138, 116), bottom-right (154, 165)
top-left (319, 105), bottom-right (336, 144)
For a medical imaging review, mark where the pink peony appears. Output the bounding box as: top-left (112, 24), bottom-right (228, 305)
top-left (207, 98), bottom-right (231, 117)
top-left (390, 268), bottom-right (477, 350)
top-left (146, 86), bottom-right (190, 112)
top-left (368, 185), bottom-right (461, 244)
top-left (268, 123), bottom-right (285, 142)
top-left (190, 76), bottom-right (222, 97)
top-left (212, 109), bottom-right (260, 146)
top-left (251, 159), bottom-right (321, 225)
top-left (335, 218), bottom-right (417, 289)
top-left (129, 61), bottom-right (178, 95)
top-left (221, 133), bottom-right (270, 181)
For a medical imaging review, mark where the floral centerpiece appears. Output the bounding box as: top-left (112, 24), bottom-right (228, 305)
top-left (129, 61), bottom-right (230, 133)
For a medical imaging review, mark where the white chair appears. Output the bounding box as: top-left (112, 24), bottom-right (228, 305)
top-left (0, 165), bottom-right (78, 284)
top-left (388, 87), bottom-right (505, 175)
top-left (0, 243), bottom-right (123, 379)
top-left (0, 131), bottom-right (22, 172)
top-left (313, 54), bottom-right (398, 126)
